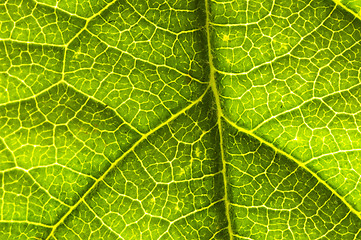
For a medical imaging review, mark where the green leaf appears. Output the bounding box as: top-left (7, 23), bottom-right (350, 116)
top-left (336, 0), bottom-right (361, 17)
top-left (0, 0), bottom-right (361, 239)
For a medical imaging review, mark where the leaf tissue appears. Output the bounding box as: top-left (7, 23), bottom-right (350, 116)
top-left (0, 0), bottom-right (361, 239)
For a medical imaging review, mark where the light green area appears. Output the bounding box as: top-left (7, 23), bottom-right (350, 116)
top-left (0, 0), bottom-right (361, 239)
top-left (334, 0), bottom-right (361, 17)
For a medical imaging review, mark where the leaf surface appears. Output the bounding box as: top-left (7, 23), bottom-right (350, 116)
top-left (335, 0), bottom-right (361, 17)
top-left (0, 0), bottom-right (361, 239)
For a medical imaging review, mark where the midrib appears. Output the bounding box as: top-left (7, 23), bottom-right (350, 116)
top-left (203, 0), bottom-right (234, 239)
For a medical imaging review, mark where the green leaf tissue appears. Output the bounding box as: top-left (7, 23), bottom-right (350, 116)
top-left (0, 0), bottom-right (361, 239)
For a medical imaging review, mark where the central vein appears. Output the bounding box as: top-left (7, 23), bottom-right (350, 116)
top-left (204, 0), bottom-right (234, 238)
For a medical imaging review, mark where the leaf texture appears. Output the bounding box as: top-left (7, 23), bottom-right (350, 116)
top-left (0, 0), bottom-right (361, 239)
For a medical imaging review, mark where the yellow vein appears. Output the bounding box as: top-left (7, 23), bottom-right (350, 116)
top-left (332, 0), bottom-right (361, 21)
top-left (0, 220), bottom-right (52, 228)
top-left (223, 115), bottom-right (361, 221)
top-left (204, 0), bottom-right (234, 239)
top-left (45, 85), bottom-right (210, 239)
top-left (82, 201), bottom-right (124, 239)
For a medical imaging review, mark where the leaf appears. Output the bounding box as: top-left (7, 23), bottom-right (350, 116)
top-left (336, 0), bottom-right (361, 17)
top-left (0, 0), bottom-right (361, 239)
